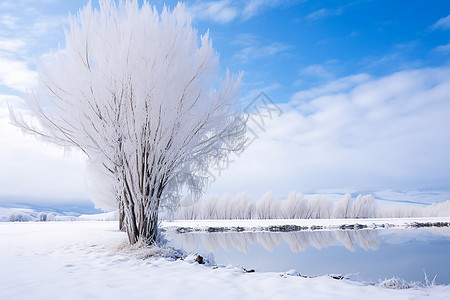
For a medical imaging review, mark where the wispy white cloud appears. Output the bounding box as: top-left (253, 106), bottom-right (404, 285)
top-left (299, 61), bottom-right (338, 80)
top-left (431, 14), bottom-right (450, 30)
top-left (300, 64), bottom-right (332, 79)
top-left (187, 0), bottom-right (239, 24)
top-left (0, 0), bottom-right (60, 9)
top-left (0, 54), bottom-right (37, 92)
top-left (233, 42), bottom-right (290, 63)
top-left (359, 50), bottom-right (424, 74)
top-left (433, 42), bottom-right (450, 53)
top-left (187, 0), bottom-right (295, 24)
top-left (239, 82), bottom-right (281, 108)
top-left (231, 33), bottom-right (260, 47)
top-left (242, 0), bottom-right (284, 20)
top-left (306, 8), bottom-right (343, 21)
top-left (0, 1), bottom-right (68, 48)
top-left (0, 38), bottom-right (27, 53)
top-left (294, 61), bottom-right (340, 87)
top-left (30, 15), bottom-right (66, 37)
top-left (291, 73), bottom-right (370, 104)
top-left (0, 14), bottom-right (20, 29)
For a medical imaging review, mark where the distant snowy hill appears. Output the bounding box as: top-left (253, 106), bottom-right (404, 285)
top-left (0, 198), bottom-right (109, 222)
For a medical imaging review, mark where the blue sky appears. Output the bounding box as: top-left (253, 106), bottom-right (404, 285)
top-left (1, 0), bottom-right (450, 206)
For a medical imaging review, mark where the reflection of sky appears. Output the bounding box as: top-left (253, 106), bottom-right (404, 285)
top-left (167, 228), bottom-right (450, 284)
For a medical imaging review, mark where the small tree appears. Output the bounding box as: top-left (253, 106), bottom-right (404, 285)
top-left (201, 194), bottom-right (220, 219)
top-left (256, 192), bottom-right (280, 219)
top-left (332, 194), bottom-right (353, 219)
top-left (233, 193), bottom-right (254, 219)
top-left (281, 191), bottom-right (307, 219)
top-left (10, 1), bottom-right (246, 245)
top-left (351, 195), bottom-right (376, 218)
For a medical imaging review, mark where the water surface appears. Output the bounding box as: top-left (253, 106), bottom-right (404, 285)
top-left (167, 227), bottom-right (450, 284)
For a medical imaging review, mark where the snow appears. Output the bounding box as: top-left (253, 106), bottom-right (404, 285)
top-left (1, 221), bottom-right (449, 299)
top-left (77, 211), bottom-right (119, 221)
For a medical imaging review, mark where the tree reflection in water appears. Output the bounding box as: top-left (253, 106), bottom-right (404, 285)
top-left (167, 229), bottom-right (381, 253)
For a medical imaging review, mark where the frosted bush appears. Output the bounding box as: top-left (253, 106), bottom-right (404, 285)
top-left (218, 194), bottom-right (234, 219)
top-left (256, 192), bottom-right (280, 219)
top-left (231, 193), bottom-right (254, 219)
top-left (351, 195), bottom-right (376, 218)
top-left (376, 277), bottom-right (419, 289)
top-left (201, 194), bottom-right (220, 220)
top-left (423, 200), bottom-right (450, 217)
top-left (332, 194), bottom-right (353, 218)
top-left (38, 212), bottom-right (47, 222)
top-left (281, 192), bottom-right (308, 219)
top-left (8, 213), bottom-right (33, 222)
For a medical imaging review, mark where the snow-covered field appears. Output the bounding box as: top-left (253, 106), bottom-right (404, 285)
top-left (1, 221), bottom-right (450, 299)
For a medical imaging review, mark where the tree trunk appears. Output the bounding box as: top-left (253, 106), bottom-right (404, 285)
top-left (121, 192), bottom-right (160, 245)
top-left (119, 199), bottom-right (125, 231)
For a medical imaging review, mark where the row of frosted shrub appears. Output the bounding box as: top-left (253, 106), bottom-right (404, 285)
top-left (378, 200), bottom-right (450, 218)
top-left (7, 212), bottom-right (57, 222)
top-left (175, 192), bottom-right (450, 220)
top-left (175, 192), bottom-right (377, 220)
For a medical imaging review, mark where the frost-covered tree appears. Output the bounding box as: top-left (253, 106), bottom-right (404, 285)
top-left (332, 194), bottom-right (353, 219)
top-left (232, 193), bottom-right (255, 219)
top-left (8, 212), bottom-right (33, 222)
top-left (37, 212), bottom-right (47, 222)
top-left (309, 196), bottom-right (333, 219)
top-left (281, 191), bottom-right (307, 219)
top-left (176, 195), bottom-right (202, 220)
top-left (217, 194), bottom-right (234, 219)
top-left (256, 192), bottom-right (280, 219)
top-left (301, 196), bottom-right (331, 219)
top-left (200, 194), bottom-right (220, 219)
top-left (10, 1), bottom-right (246, 245)
top-left (351, 195), bottom-right (376, 218)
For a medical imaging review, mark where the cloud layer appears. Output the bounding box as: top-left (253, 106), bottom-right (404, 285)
top-left (209, 67), bottom-right (450, 198)
top-left (0, 98), bottom-right (88, 201)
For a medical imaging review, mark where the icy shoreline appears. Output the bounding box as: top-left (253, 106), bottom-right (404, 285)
top-left (162, 216), bottom-right (450, 233)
